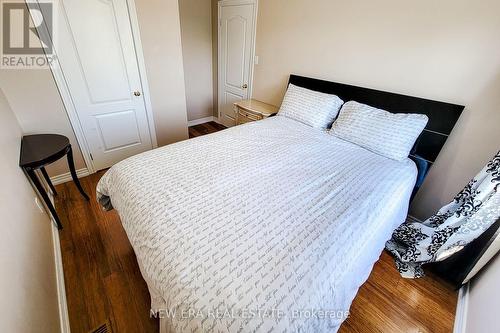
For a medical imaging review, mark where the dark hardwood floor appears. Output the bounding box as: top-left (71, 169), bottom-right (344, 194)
top-left (56, 171), bottom-right (158, 333)
top-left (188, 121), bottom-right (226, 138)
top-left (55, 122), bottom-right (457, 333)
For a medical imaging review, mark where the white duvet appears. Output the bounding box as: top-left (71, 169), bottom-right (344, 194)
top-left (97, 116), bottom-right (417, 333)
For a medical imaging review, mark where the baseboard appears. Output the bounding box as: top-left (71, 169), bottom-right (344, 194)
top-left (453, 283), bottom-right (470, 333)
top-left (50, 168), bottom-right (89, 186)
top-left (212, 116), bottom-right (222, 125)
top-left (51, 223), bottom-right (71, 333)
top-left (47, 192), bottom-right (71, 333)
top-left (187, 116), bottom-right (215, 126)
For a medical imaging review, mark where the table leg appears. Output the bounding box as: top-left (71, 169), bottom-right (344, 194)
top-left (40, 166), bottom-right (58, 196)
top-left (66, 145), bottom-right (90, 201)
top-left (26, 168), bottom-right (63, 229)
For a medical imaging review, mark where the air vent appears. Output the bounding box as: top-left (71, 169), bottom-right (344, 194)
top-left (89, 321), bottom-right (111, 333)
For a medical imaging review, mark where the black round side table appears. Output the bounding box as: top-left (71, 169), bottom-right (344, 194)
top-left (20, 134), bottom-right (89, 229)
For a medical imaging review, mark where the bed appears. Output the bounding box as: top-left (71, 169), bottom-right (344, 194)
top-left (96, 75), bottom-right (464, 332)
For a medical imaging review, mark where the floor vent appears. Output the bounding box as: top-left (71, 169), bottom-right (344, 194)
top-left (89, 321), bottom-right (111, 333)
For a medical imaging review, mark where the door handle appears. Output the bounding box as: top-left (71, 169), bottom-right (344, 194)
top-left (242, 84), bottom-right (248, 89)
top-left (133, 91), bottom-right (141, 96)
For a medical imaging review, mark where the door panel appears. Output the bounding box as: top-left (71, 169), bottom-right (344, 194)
top-left (63, 0), bottom-right (131, 103)
top-left (219, 2), bottom-right (255, 127)
top-left (54, 0), bottom-right (153, 170)
top-left (95, 110), bottom-right (141, 151)
top-left (225, 15), bottom-right (247, 89)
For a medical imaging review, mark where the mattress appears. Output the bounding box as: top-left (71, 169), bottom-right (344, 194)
top-left (96, 116), bottom-right (417, 332)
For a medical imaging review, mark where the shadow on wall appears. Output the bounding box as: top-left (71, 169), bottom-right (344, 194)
top-left (410, 70), bottom-right (500, 219)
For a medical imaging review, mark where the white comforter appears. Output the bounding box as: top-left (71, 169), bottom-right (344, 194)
top-left (97, 116), bottom-right (417, 333)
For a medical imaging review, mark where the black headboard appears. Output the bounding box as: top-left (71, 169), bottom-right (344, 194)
top-left (288, 74), bottom-right (464, 197)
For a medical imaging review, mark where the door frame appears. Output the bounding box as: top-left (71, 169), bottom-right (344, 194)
top-left (30, 0), bottom-right (157, 174)
top-left (217, 0), bottom-right (258, 122)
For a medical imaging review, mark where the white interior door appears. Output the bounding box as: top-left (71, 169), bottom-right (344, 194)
top-left (53, 0), bottom-right (153, 171)
top-left (218, 0), bottom-right (257, 127)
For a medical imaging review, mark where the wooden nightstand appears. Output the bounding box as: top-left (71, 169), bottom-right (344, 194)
top-left (233, 99), bottom-right (278, 125)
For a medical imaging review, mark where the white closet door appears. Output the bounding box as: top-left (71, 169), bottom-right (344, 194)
top-left (218, 0), bottom-right (256, 127)
top-left (54, 0), bottom-right (153, 170)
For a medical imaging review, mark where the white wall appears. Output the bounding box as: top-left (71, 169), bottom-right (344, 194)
top-left (211, 0), bottom-right (219, 117)
top-left (0, 89), bottom-right (60, 332)
top-left (252, 0), bottom-right (500, 218)
top-left (0, 69), bottom-right (87, 177)
top-left (464, 255), bottom-right (500, 332)
top-left (179, 0), bottom-right (214, 121)
top-left (135, 0), bottom-right (189, 146)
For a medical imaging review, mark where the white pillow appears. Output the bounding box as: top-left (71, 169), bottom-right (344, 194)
top-left (277, 83), bottom-right (344, 128)
top-left (330, 101), bottom-right (428, 161)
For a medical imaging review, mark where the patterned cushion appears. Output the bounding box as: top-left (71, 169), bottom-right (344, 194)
top-left (330, 101), bottom-right (428, 161)
top-left (277, 83), bottom-right (344, 128)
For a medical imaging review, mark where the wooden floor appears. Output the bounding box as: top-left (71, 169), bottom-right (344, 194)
top-left (339, 253), bottom-right (456, 333)
top-left (55, 122), bottom-right (457, 333)
top-left (188, 121), bottom-right (226, 138)
top-left (56, 171), bottom-right (158, 333)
